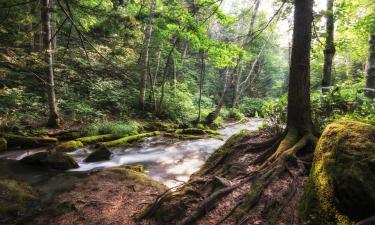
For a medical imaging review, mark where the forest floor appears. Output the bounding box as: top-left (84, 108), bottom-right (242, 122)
top-left (28, 167), bottom-right (166, 225)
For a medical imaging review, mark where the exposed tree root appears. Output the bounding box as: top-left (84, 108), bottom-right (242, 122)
top-left (140, 128), bottom-right (317, 225)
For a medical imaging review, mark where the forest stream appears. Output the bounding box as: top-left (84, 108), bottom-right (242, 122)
top-left (0, 119), bottom-right (262, 188)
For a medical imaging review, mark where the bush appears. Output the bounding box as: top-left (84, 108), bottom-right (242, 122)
top-left (160, 82), bottom-right (196, 124)
top-left (227, 109), bottom-right (245, 121)
top-left (238, 97), bottom-right (264, 117)
top-left (261, 94), bottom-right (287, 129)
top-left (311, 80), bottom-right (375, 129)
top-left (87, 121), bottom-right (140, 136)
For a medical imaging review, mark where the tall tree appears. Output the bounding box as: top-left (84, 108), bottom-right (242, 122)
top-left (321, 0), bottom-right (335, 92)
top-left (272, 0), bottom-right (316, 159)
top-left (365, 34), bottom-right (375, 98)
top-left (139, 0), bottom-right (156, 111)
top-left (41, 0), bottom-right (60, 127)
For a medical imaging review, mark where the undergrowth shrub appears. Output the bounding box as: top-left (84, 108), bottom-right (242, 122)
top-left (87, 121), bottom-right (140, 136)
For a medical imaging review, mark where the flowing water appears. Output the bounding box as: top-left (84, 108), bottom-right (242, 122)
top-left (0, 119), bottom-right (262, 187)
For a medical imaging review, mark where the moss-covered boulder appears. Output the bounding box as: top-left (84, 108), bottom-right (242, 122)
top-left (301, 120), bottom-right (375, 225)
top-left (54, 141), bottom-right (83, 152)
top-left (21, 151), bottom-right (79, 170)
top-left (3, 134), bottom-right (58, 149)
top-left (84, 145), bottom-right (112, 162)
top-left (0, 137), bottom-right (7, 152)
top-left (0, 179), bottom-right (37, 218)
top-left (101, 131), bottom-right (160, 147)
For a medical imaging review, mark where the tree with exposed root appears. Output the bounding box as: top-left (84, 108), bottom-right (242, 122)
top-left (138, 0), bottom-right (318, 224)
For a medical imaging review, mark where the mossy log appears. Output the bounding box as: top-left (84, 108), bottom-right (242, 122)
top-left (76, 134), bottom-right (119, 144)
top-left (101, 131), bottom-right (160, 147)
top-left (54, 140), bottom-right (83, 152)
top-left (301, 120), bottom-right (375, 225)
top-left (2, 134), bottom-right (58, 148)
top-left (21, 151), bottom-right (79, 170)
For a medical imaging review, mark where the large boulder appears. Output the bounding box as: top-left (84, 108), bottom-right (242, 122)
top-left (84, 145), bottom-right (112, 162)
top-left (301, 120), bottom-right (375, 225)
top-left (21, 151), bottom-right (79, 170)
top-left (54, 140), bottom-right (83, 152)
top-left (0, 137), bottom-right (7, 152)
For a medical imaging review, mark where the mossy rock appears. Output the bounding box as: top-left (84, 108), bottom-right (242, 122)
top-left (76, 134), bottom-right (119, 144)
top-left (0, 179), bottom-right (37, 217)
top-left (123, 164), bottom-right (144, 172)
top-left (109, 167), bottom-right (166, 190)
top-left (84, 145), bottom-right (112, 162)
top-left (0, 137), bottom-right (7, 152)
top-left (3, 134), bottom-right (58, 148)
top-left (54, 141), bottom-right (83, 152)
top-left (101, 131), bottom-right (160, 147)
top-left (301, 120), bottom-right (375, 225)
top-left (21, 151), bottom-right (79, 170)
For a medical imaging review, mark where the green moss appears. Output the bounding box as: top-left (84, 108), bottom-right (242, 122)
top-left (122, 164), bottom-right (144, 172)
top-left (175, 128), bottom-right (220, 136)
top-left (3, 134), bottom-right (58, 148)
top-left (109, 167), bottom-right (166, 190)
top-left (76, 134), bottom-right (119, 144)
top-left (0, 179), bottom-right (36, 215)
top-left (54, 141), bottom-right (83, 152)
top-left (101, 131), bottom-right (160, 147)
top-left (301, 120), bottom-right (375, 225)
top-left (21, 151), bottom-right (79, 170)
top-left (0, 137), bottom-right (7, 152)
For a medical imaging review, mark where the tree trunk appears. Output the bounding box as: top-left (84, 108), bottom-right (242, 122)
top-left (231, 0), bottom-right (260, 109)
top-left (243, 0), bottom-right (260, 45)
top-left (41, 0), bottom-right (60, 128)
top-left (197, 51), bottom-right (205, 123)
top-left (365, 34), bottom-right (375, 98)
top-left (286, 0), bottom-right (314, 134)
top-left (205, 68), bottom-right (232, 124)
top-left (321, 0), bottom-right (335, 92)
top-left (157, 39), bottom-right (178, 115)
top-left (139, 0), bottom-right (156, 111)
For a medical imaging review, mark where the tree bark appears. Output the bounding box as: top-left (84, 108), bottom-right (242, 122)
top-left (205, 68), bottom-right (232, 124)
top-left (197, 50), bottom-right (205, 123)
top-left (321, 0), bottom-right (335, 92)
top-left (41, 0), bottom-right (60, 128)
top-left (139, 0), bottom-right (156, 111)
top-left (157, 39), bottom-right (178, 115)
top-left (365, 34), bottom-right (375, 98)
top-left (286, 0), bottom-right (314, 134)
top-left (231, 0), bottom-right (260, 109)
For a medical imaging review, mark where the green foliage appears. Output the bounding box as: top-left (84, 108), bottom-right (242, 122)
top-left (227, 109), bottom-right (245, 121)
top-left (238, 97), bottom-right (264, 117)
top-left (87, 121), bottom-right (140, 136)
top-left (261, 95), bottom-right (288, 128)
top-left (159, 82), bottom-right (196, 124)
top-left (311, 80), bottom-right (375, 129)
